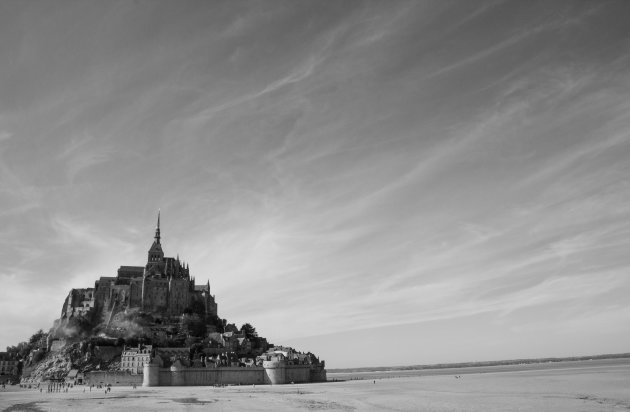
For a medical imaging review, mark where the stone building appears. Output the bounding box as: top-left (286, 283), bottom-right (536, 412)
top-left (120, 345), bottom-right (152, 375)
top-left (60, 212), bottom-right (218, 320)
top-left (0, 352), bottom-right (18, 376)
top-left (60, 288), bottom-right (95, 318)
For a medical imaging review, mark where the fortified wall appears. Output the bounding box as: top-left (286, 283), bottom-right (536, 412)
top-left (85, 371), bottom-right (143, 386)
top-left (142, 359), bottom-right (326, 386)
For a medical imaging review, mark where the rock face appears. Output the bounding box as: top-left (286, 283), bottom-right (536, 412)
top-left (20, 341), bottom-right (126, 383)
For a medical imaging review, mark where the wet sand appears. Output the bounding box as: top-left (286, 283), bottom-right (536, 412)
top-left (2, 359), bottom-right (629, 411)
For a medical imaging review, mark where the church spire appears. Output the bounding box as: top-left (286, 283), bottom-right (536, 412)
top-left (147, 210), bottom-right (164, 264)
top-left (155, 209), bottom-right (161, 244)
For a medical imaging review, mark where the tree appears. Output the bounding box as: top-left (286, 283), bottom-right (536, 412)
top-left (29, 329), bottom-right (46, 345)
top-left (189, 343), bottom-right (205, 357)
top-left (240, 323), bottom-right (258, 339)
top-left (32, 350), bottom-right (45, 363)
top-left (17, 342), bottom-right (30, 359)
top-left (190, 300), bottom-right (206, 318)
top-left (181, 314), bottom-right (206, 338)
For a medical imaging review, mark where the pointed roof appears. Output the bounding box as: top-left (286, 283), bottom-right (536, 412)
top-left (148, 210), bottom-right (164, 262)
top-left (154, 210), bottom-right (161, 244)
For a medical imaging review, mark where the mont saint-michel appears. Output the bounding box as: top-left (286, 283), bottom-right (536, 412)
top-left (4, 213), bottom-right (326, 387)
top-left (3, 1), bottom-right (630, 410)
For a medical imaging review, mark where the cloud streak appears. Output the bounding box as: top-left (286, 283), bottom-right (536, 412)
top-left (1, 1), bottom-right (630, 366)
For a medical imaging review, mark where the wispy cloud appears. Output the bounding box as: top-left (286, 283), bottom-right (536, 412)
top-left (2, 1), bottom-right (630, 365)
top-left (188, 38), bottom-right (334, 126)
top-left (56, 135), bottom-right (114, 183)
top-left (0, 131), bottom-right (12, 142)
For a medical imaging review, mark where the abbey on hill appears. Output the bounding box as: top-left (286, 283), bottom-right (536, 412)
top-left (61, 212), bottom-right (218, 320)
top-left (8, 213), bottom-right (326, 387)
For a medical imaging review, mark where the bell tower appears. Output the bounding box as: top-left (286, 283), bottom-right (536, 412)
top-left (147, 210), bottom-right (164, 264)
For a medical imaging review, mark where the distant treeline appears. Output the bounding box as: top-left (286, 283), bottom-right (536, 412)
top-left (328, 353), bottom-right (630, 373)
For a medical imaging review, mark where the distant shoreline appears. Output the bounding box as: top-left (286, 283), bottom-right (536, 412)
top-left (328, 352), bottom-right (630, 374)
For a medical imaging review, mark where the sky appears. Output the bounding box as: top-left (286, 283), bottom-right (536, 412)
top-left (1, 0), bottom-right (630, 369)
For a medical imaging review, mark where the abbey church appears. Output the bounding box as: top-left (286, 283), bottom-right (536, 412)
top-left (61, 213), bottom-right (218, 320)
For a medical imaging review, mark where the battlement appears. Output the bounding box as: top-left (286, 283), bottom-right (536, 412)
top-left (143, 359), bottom-right (326, 386)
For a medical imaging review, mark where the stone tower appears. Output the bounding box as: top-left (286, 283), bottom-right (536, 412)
top-left (147, 211), bottom-right (164, 264)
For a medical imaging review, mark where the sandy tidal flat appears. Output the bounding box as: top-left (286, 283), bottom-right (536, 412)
top-left (1, 360), bottom-right (629, 411)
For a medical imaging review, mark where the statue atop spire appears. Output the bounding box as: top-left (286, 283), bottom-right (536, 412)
top-left (155, 209), bottom-right (161, 244)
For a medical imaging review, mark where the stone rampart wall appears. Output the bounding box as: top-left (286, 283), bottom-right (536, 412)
top-left (310, 365), bottom-right (327, 382)
top-left (86, 371), bottom-right (143, 386)
top-left (158, 369), bottom-right (172, 386)
top-left (263, 361), bottom-right (312, 384)
top-left (144, 362), bottom-right (324, 386)
top-left (285, 365), bottom-right (312, 383)
top-left (145, 366), bottom-right (266, 386)
top-left (180, 367), bottom-right (266, 386)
